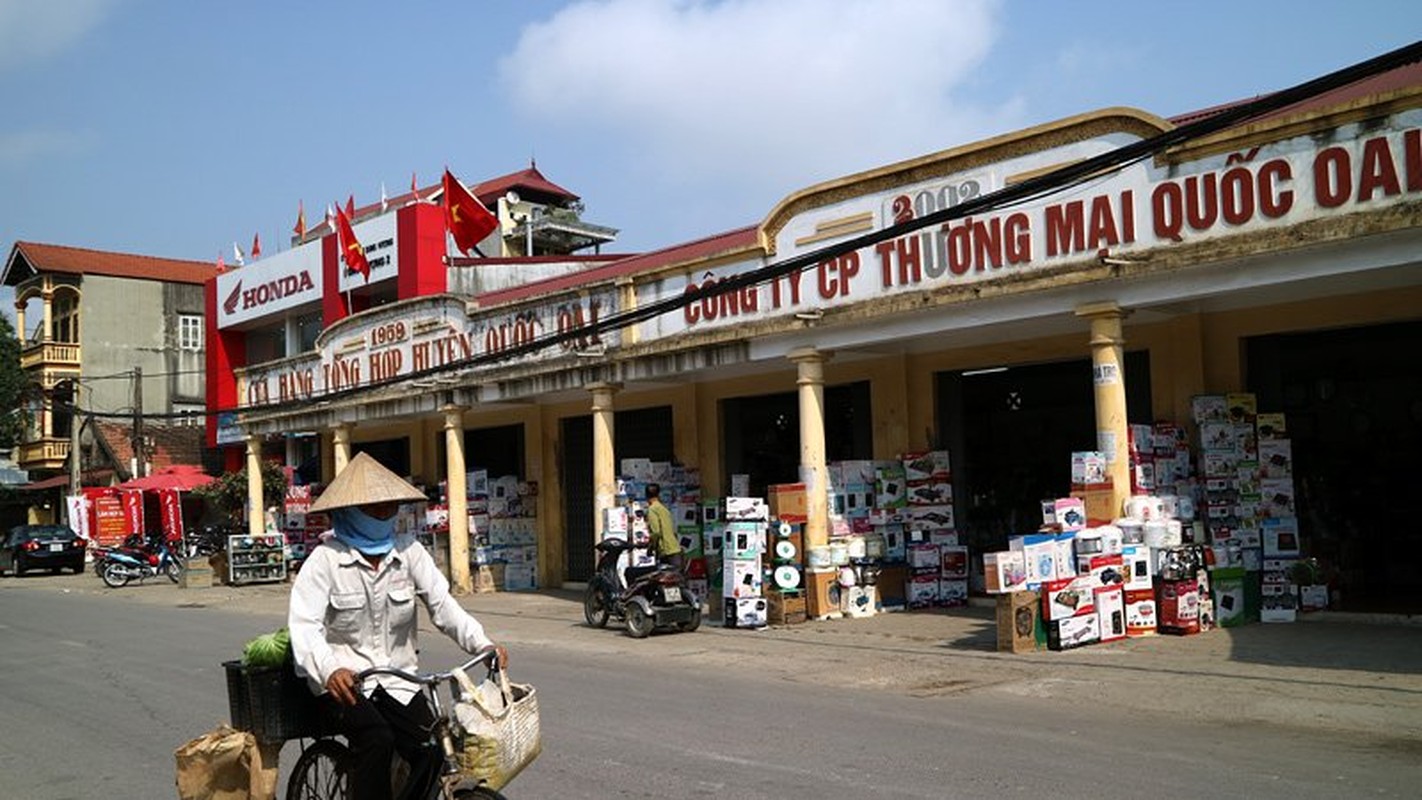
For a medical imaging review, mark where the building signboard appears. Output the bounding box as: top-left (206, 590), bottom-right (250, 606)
top-left (215, 245), bottom-right (324, 329)
top-left (639, 112), bottom-right (1422, 339)
top-left (335, 213), bottom-right (399, 293)
top-left (239, 289), bottom-right (620, 408)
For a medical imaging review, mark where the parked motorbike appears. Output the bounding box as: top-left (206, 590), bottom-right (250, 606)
top-left (99, 534), bottom-right (184, 587)
top-left (91, 533), bottom-right (146, 578)
top-left (583, 537), bottom-right (701, 638)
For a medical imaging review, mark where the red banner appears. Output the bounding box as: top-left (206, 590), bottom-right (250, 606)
top-left (93, 495), bottom-right (126, 546)
top-left (160, 489), bottom-right (185, 543)
top-left (121, 489), bottom-right (144, 537)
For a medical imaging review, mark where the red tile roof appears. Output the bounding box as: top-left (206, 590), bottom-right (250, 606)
top-left (475, 225), bottom-right (760, 307)
top-left (94, 420), bottom-right (206, 481)
top-left (5, 241), bottom-right (216, 286)
top-left (1169, 59), bottom-right (1422, 126)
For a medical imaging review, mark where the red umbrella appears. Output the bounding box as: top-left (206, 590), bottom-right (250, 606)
top-left (117, 464), bottom-right (215, 492)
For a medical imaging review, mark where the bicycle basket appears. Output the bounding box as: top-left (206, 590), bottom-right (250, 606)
top-left (222, 660), bottom-right (322, 743)
top-left (453, 670), bottom-right (542, 791)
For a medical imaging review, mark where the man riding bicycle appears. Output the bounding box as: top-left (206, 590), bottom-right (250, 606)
top-left (289, 453), bottom-right (508, 800)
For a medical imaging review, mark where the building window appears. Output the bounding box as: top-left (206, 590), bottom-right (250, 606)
top-left (179, 315), bottom-right (204, 351)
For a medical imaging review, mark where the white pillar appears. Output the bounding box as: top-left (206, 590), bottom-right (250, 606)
top-left (590, 383), bottom-right (620, 542)
top-left (245, 435), bottom-right (264, 537)
top-left (789, 348), bottom-right (831, 550)
top-left (444, 406), bottom-right (471, 594)
top-left (332, 424), bottom-right (352, 476)
top-left (1075, 302), bottom-right (1132, 517)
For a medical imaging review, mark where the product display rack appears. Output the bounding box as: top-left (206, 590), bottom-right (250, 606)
top-left (227, 534), bottom-right (287, 585)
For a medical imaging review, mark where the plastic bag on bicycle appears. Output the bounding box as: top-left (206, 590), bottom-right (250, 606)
top-left (452, 670), bottom-right (507, 737)
top-left (450, 668), bottom-right (541, 791)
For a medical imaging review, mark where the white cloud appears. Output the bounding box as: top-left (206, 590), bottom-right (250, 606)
top-left (0, 0), bottom-right (117, 72)
top-left (500, 0), bottom-right (1016, 204)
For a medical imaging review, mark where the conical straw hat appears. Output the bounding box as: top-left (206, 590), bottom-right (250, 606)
top-left (310, 452), bottom-right (425, 512)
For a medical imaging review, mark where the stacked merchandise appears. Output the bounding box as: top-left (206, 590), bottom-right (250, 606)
top-left (281, 484), bottom-right (327, 565)
top-left (721, 496), bottom-right (768, 629)
top-left (465, 470), bottom-right (540, 591)
top-left (609, 458), bottom-right (704, 601)
top-left (1194, 394), bottom-right (1267, 624)
top-left (1255, 412), bottom-right (1309, 621)
top-left (765, 484), bottom-right (807, 625)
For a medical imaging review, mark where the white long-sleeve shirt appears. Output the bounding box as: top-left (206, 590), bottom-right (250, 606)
top-left (289, 534), bottom-right (494, 704)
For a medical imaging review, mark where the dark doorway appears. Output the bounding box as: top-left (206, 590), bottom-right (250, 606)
top-left (722, 381), bottom-right (873, 498)
top-left (561, 406), bottom-right (675, 583)
top-left (466, 424), bottom-right (524, 479)
top-left (942, 352), bottom-right (1151, 554)
top-left (1247, 320), bottom-right (1422, 613)
top-left (353, 438), bottom-right (410, 478)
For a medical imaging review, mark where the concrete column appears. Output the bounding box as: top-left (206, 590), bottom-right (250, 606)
top-left (443, 406), bottom-right (471, 594)
top-left (41, 288), bottom-right (53, 341)
top-left (789, 348), bottom-right (831, 549)
top-left (245, 435), bottom-right (264, 537)
top-left (13, 304), bottom-right (24, 344)
top-left (1075, 302), bottom-right (1132, 517)
top-left (332, 424), bottom-right (352, 476)
top-left (589, 383), bottom-right (620, 542)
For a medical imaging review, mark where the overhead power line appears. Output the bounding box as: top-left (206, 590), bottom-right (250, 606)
top-left (229, 40), bottom-right (1422, 418)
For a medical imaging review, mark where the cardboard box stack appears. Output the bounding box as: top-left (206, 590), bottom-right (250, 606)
top-left (605, 458), bottom-right (704, 604)
top-left (467, 471), bottom-right (540, 590)
top-left (721, 496), bottom-right (768, 629)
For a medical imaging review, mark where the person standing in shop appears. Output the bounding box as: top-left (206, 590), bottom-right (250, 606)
top-left (289, 452), bottom-right (508, 800)
top-left (645, 482), bottom-right (684, 571)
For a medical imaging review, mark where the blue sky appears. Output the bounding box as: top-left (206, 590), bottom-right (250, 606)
top-left (1, 0), bottom-right (1418, 292)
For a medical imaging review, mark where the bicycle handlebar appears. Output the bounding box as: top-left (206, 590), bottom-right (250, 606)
top-left (355, 648), bottom-right (499, 686)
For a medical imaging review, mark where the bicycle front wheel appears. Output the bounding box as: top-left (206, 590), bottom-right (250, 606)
top-left (287, 738), bottom-right (351, 800)
top-left (453, 787), bottom-right (508, 800)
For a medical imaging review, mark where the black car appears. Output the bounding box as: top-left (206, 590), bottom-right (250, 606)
top-left (0, 524), bottom-right (87, 576)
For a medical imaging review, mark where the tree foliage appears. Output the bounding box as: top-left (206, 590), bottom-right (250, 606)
top-left (192, 459), bottom-right (288, 518)
top-left (0, 315), bottom-right (34, 451)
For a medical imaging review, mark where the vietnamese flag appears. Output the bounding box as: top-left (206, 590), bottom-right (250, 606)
top-left (251, 232), bottom-right (262, 260)
top-left (334, 202), bottom-right (370, 280)
top-left (442, 169), bottom-right (498, 255)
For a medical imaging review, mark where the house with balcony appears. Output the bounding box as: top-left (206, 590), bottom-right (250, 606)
top-left (2, 242), bottom-right (215, 519)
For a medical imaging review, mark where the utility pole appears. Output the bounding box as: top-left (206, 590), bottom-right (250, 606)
top-left (132, 367), bottom-right (145, 478)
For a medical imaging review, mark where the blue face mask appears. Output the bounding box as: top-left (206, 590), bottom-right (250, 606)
top-left (331, 507), bottom-right (398, 555)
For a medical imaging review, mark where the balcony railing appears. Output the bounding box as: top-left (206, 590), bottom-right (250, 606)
top-left (18, 438), bottom-right (70, 471)
top-left (20, 341), bottom-right (81, 370)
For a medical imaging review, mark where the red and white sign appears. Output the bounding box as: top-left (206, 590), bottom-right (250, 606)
top-left (214, 245), bottom-right (324, 328)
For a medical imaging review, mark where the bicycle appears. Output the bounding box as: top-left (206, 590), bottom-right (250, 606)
top-left (284, 649), bottom-right (520, 800)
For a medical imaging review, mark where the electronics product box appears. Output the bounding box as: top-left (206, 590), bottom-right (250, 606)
top-left (724, 521), bottom-right (765, 558)
top-left (1047, 614), bottom-right (1101, 651)
top-left (907, 543), bottom-right (940, 570)
top-left (724, 597), bottom-right (768, 629)
top-left (1041, 576), bottom-right (1097, 621)
top-left (907, 574), bottom-right (939, 608)
top-left (1260, 583), bottom-right (1298, 623)
top-left (722, 557), bottom-right (763, 598)
top-left (939, 545), bottom-right (969, 579)
top-left (1054, 497), bottom-right (1088, 531)
top-left (1070, 483), bottom-right (1117, 525)
top-left (765, 589), bottom-right (808, 625)
top-left (1192, 394), bottom-right (1228, 424)
top-left (1299, 584), bottom-right (1329, 611)
top-left (984, 550), bottom-right (1028, 594)
top-left (1211, 566), bottom-right (1248, 627)
top-left (1095, 584), bottom-right (1126, 642)
top-left (996, 590), bottom-right (1041, 653)
top-left (876, 564), bottom-right (909, 607)
top-left (902, 450), bottom-right (951, 481)
top-left (1124, 588), bottom-right (1157, 636)
top-left (842, 584), bottom-right (877, 617)
top-left (805, 570), bottom-right (842, 619)
top-left (1053, 533), bottom-right (1077, 580)
top-left (767, 483), bottom-right (808, 523)
top-left (1071, 451), bottom-right (1108, 486)
top-left (938, 579), bottom-right (968, 607)
top-left (906, 480), bottom-right (953, 506)
top-left (1156, 579), bottom-right (1201, 635)
top-left (723, 496), bottom-right (769, 521)
top-left (1010, 533), bottom-right (1058, 586)
top-left (1256, 412), bottom-right (1287, 439)
top-left (1261, 517), bottom-right (1301, 557)
top-left (1081, 553), bottom-right (1125, 588)
top-left (908, 505), bottom-right (954, 530)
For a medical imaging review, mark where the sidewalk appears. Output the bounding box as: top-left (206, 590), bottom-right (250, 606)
top-left (10, 573), bottom-right (1422, 742)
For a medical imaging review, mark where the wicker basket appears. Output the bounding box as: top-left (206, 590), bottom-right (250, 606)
top-left (222, 660), bottom-right (322, 743)
top-left (453, 671), bottom-right (542, 791)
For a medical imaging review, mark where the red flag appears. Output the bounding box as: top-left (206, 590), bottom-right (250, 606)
top-left (410, 172), bottom-right (420, 204)
top-left (216, 252), bottom-right (226, 274)
top-left (293, 201), bottom-right (306, 239)
top-left (443, 169), bottom-right (498, 255)
top-left (346, 194), bottom-right (356, 220)
top-left (251, 232), bottom-right (262, 260)
top-left (334, 202), bottom-right (370, 280)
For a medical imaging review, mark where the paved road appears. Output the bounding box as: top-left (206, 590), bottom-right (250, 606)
top-left (1, 575), bottom-right (1419, 798)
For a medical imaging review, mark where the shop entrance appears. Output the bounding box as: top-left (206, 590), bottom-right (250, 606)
top-left (561, 405), bottom-right (674, 583)
top-left (940, 353), bottom-right (1151, 554)
top-left (1247, 320), bottom-right (1422, 613)
top-left (352, 438), bottom-right (410, 478)
top-left (721, 381), bottom-right (872, 498)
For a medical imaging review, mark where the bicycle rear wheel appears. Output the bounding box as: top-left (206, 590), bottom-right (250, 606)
top-left (287, 738), bottom-right (350, 800)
